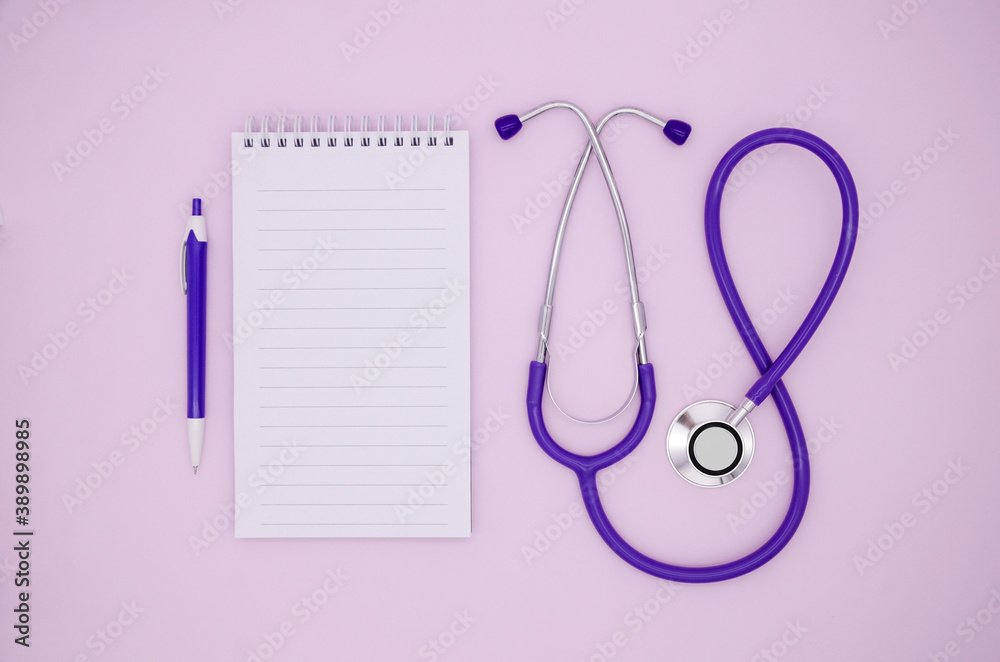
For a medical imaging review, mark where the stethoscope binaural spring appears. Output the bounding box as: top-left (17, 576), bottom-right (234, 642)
top-left (495, 101), bottom-right (859, 583)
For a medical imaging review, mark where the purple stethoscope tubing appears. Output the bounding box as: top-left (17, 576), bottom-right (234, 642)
top-left (527, 127), bottom-right (858, 582)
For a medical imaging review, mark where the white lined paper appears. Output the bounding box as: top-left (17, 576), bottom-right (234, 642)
top-left (231, 130), bottom-right (470, 537)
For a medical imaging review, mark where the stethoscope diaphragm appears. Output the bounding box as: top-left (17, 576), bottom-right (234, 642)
top-left (666, 400), bottom-right (754, 487)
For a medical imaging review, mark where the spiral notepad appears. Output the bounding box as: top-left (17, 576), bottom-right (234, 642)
top-left (231, 115), bottom-right (470, 538)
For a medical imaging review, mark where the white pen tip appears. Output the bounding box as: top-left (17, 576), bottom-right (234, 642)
top-left (193, 466), bottom-right (198, 475)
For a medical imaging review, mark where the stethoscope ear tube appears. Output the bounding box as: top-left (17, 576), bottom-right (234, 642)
top-left (526, 361), bottom-right (656, 475)
top-left (706, 128), bottom-right (859, 406)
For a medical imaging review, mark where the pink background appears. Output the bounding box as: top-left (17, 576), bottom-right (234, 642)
top-left (2, 1), bottom-right (999, 660)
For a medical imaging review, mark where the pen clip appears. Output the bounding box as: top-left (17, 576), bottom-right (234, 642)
top-left (180, 240), bottom-right (188, 294)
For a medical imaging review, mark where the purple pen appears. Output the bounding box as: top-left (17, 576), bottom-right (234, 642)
top-left (182, 198), bottom-right (207, 474)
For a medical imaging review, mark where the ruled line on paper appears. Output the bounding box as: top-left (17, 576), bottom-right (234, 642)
top-left (267, 483), bottom-right (449, 487)
top-left (261, 502), bottom-right (447, 505)
top-left (256, 267), bottom-right (447, 271)
top-left (263, 464), bottom-right (444, 468)
top-left (257, 287), bottom-right (443, 291)
top-left (259, 307), bottom-right (432, 311)
top-left (257, 227), bottom-right (447, 232)
top-left (259, 366), bottom-right (447, 369)
top-left (258, 207), bottom-right (446, 212)
top-left (260, 523), bottom-right (448, 526)
top-left (258, 424), bottom-right (448, 434)
top-left (259, 346), bottom-right (447, 350)
top-left (257, 188), bottom-right (446, 192)
top-left (256, 326), bottom-right (447, 330)
top-left (259, 446), bottom-right (448, 448)
top-left (260, 405), bottom-right (446, 409)
top-left (257, 247), bottom-right (446, 251)
top-left (257, 384), bottom-right (448, 389)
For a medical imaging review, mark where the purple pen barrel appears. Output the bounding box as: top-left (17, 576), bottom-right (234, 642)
top-left (186, 219), bottom-right (207, 420)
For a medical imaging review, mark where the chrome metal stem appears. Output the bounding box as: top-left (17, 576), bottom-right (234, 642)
top-left (529, 103), bottom-right (665, 364)
top-left (725, 398), bottom-right (757, 428)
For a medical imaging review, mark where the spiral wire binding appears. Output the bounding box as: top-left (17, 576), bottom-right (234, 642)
top-left (243, 114), bottom-right (458, 148)
top-left (310, 116), bottom-right (320, 146)
top-left (393, 116), bottom-right (404, 146)
top-left (259, 117), bottom-right (271, 147)
top-left (243, 116), bottom-right (254, 147)
top-left (276, 116), bottom-right (287, 147)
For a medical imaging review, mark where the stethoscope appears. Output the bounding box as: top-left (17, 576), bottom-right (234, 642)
top-left (495, 101), bottom-right (858, 583)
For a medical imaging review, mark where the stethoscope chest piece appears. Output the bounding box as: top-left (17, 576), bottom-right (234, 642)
top-left (666, 400), bottom-right (754, 487)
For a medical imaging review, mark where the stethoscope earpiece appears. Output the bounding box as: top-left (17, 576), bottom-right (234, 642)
top-left (663, 119), bottom-right (691, 145)
top-left (666, 400), bottom-right (754, 487)
top-left (494, 114), bottom-right (523, 140)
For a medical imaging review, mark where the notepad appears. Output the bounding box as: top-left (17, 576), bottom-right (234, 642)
top-left (231, 116), bottom-right (470, 538)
